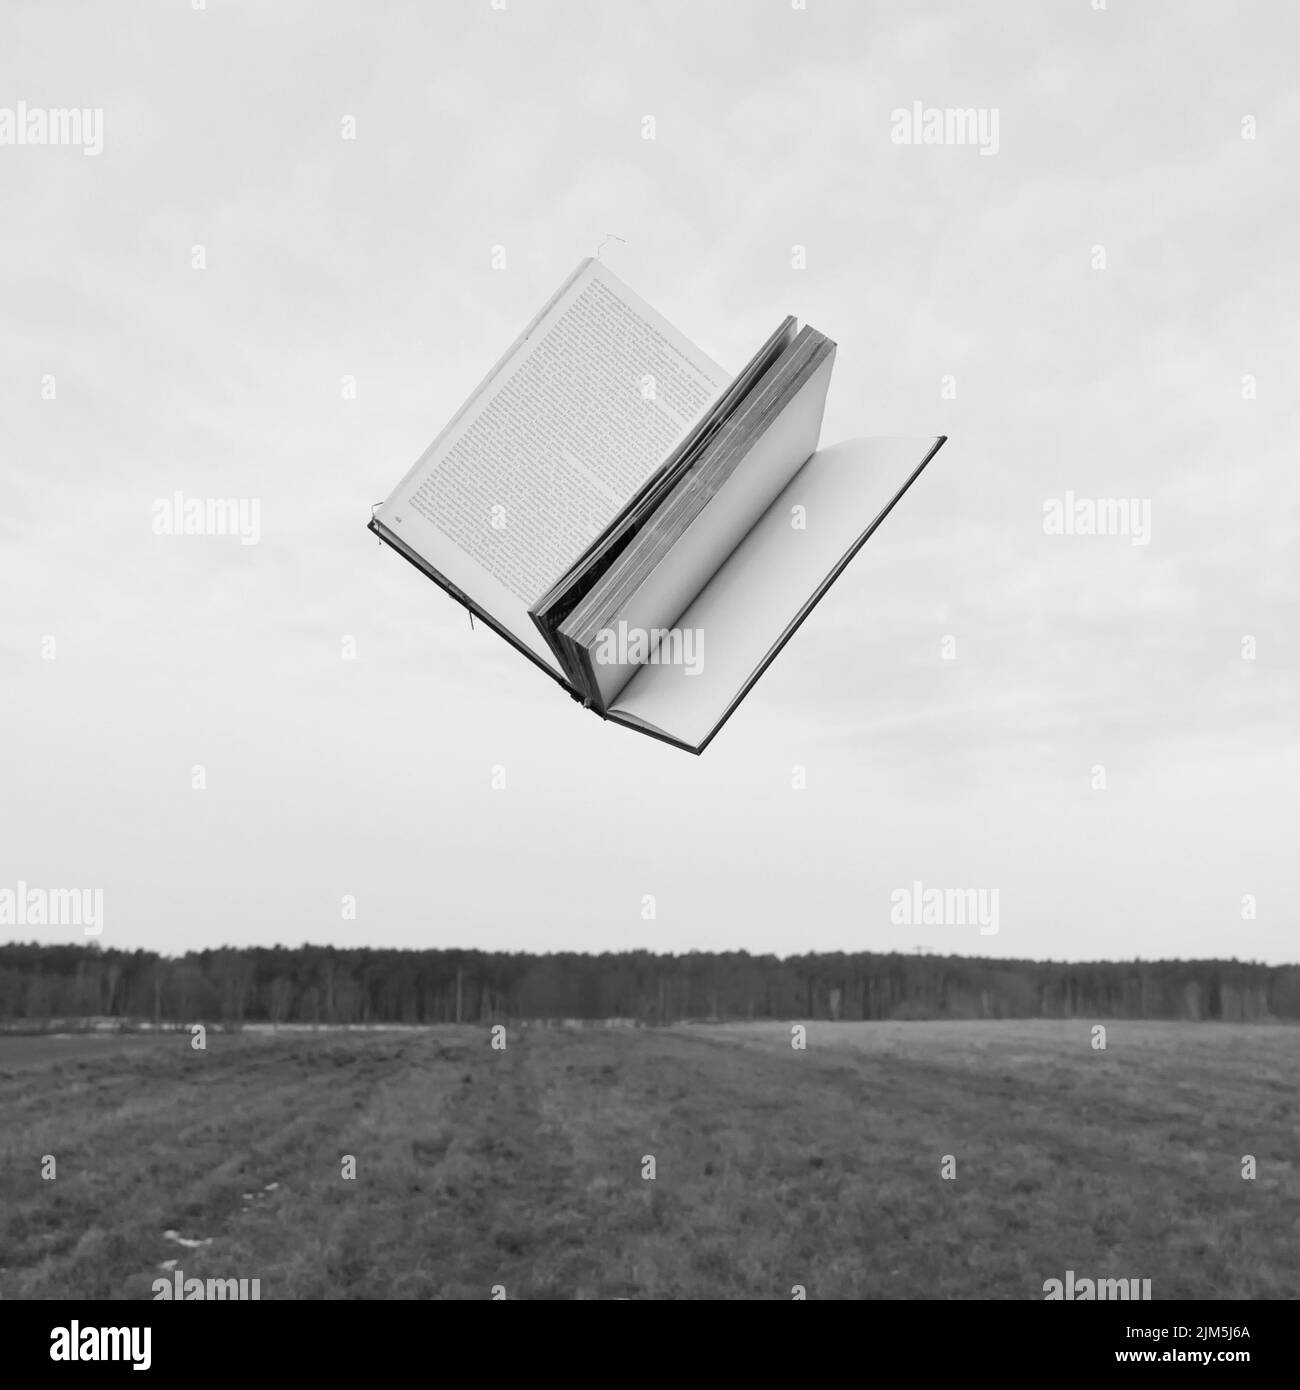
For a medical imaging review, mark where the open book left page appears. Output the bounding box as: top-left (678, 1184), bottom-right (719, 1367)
top-left (372, 258), bottom-right (730, 676)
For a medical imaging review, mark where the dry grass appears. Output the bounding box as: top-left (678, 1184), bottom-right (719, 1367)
top-left (0, 1020), bottom-right (1296, 1299)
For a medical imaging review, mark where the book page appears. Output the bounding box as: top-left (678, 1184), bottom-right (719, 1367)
top-left (375, 259), bottom-right (729, 671)
top-left (528, 316), bottom-right (796, 632)
top-left (609, 436), bottom-right (945, 750)
top-left (583, 346), bottom-right (834, 709)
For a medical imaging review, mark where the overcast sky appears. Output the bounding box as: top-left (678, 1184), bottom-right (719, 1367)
top-left (2, 0), bottom-right (1296, 964)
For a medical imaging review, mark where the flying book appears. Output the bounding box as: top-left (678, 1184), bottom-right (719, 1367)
top-left (369, 258), bottom-right (946, 753)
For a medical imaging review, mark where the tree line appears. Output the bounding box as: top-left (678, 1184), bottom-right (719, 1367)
top-left (1, 942), bottom-right (1297, 1026)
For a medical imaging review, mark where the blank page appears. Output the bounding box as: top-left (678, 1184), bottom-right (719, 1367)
top-left (589, 349), bottom-right (834, 709)
top-left (610, 436), bottom-right (944, 749)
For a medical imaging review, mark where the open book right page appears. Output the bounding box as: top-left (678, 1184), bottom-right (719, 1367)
top-left (563, 328), bottom-right (835, 709)
top-left (607, 435), bottom-right (947, 752)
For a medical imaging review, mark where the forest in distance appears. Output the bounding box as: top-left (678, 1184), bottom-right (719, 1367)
top-left (2, 942), bottom-right (1298, 1028)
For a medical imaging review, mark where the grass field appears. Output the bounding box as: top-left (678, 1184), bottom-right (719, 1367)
top-left (1, 1020), bottom-right (1296, 1299)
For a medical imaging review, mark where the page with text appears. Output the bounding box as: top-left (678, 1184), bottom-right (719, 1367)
top-left (375, 259), bottom-right (729, 671)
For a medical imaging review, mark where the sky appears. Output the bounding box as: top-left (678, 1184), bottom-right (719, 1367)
top-left (2, 0), bottom-right (1297, 964)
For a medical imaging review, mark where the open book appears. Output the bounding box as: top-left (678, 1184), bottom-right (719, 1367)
top-left (369, 258), bottom-right (946, 753)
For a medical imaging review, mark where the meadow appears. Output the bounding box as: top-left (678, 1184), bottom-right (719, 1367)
top-left (0, 1019), bottom-right (1296, 1299)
